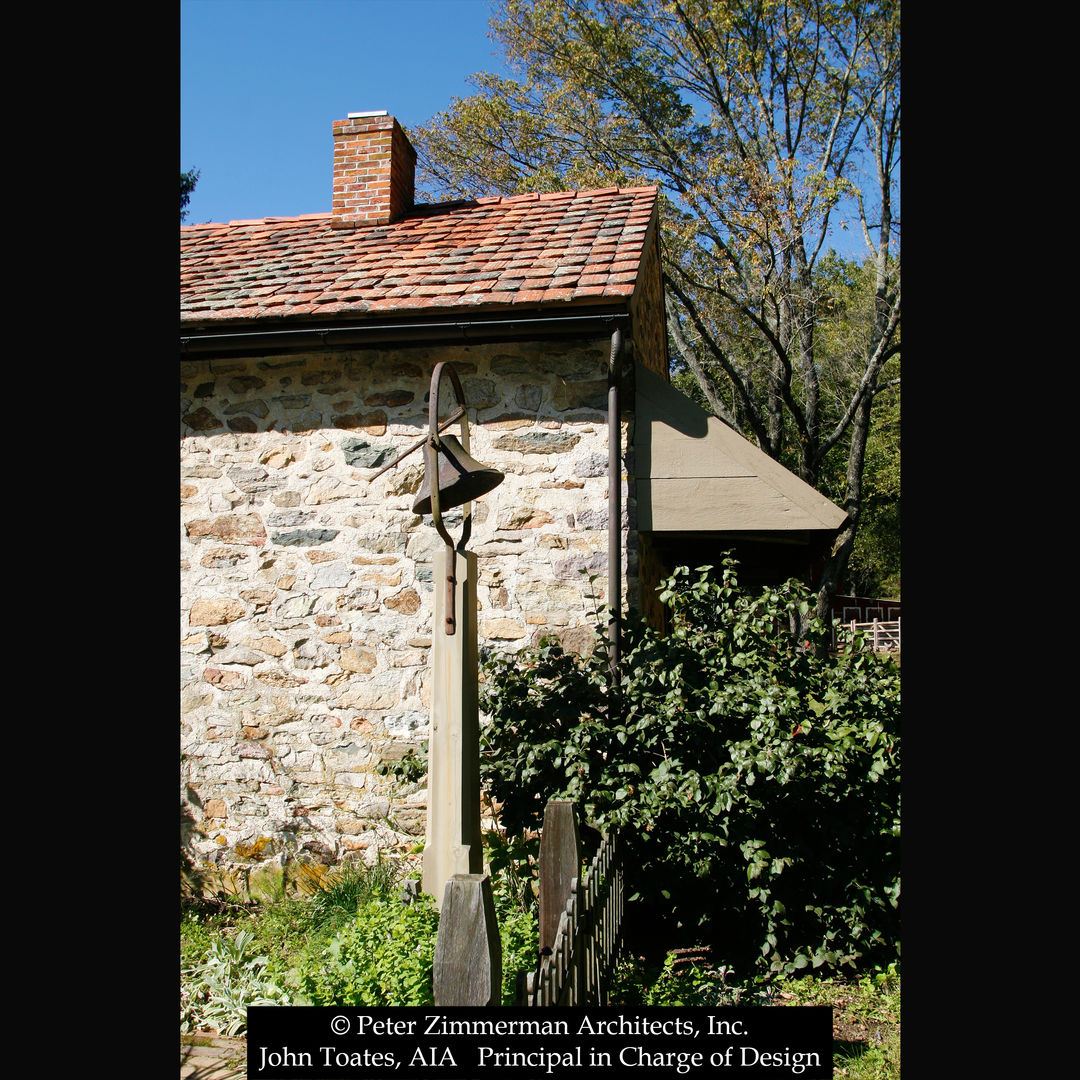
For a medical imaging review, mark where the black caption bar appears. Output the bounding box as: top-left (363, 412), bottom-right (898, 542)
top-left (247, 1005), bottom-right (832, 1078)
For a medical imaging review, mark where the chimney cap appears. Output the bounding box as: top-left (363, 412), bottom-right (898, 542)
top-left (346, 110), bottom-right (389, 119)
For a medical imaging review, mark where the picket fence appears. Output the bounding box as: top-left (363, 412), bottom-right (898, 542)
top-left (518, 802), bottom-right (625, 1006)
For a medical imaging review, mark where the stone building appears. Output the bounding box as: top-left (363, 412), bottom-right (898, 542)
top-left (180, 112), bottom-right (844, 875)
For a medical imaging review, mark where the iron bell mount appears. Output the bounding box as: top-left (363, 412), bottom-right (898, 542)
top-left (368, 362), bottom-right (504, 634)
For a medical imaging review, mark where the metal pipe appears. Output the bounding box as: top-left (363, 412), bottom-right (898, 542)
top-left (607, 327), bottom-right (623, 703)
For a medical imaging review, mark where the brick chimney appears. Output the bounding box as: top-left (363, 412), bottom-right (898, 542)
top-left (331, 111), bottom-right (416, 229)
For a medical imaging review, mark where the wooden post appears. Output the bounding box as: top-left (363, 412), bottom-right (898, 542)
top-left (422, 547), bottom-right (483, 907)
top-left (539, 800), bottom-right (582, 954)
top-left (433, 873), bottom-right (502, 1006)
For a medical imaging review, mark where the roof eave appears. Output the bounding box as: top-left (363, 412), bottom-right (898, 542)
top-left (180, 303), bottom-right (634, 358)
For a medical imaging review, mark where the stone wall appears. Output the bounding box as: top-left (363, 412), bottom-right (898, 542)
top-left (629, 208), bottom-right (668, 382)
top-left (181, 334), bottom-right (636, 872)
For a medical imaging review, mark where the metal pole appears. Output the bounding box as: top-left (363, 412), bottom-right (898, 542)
top-left (607, 328), bottom-right (623, 705)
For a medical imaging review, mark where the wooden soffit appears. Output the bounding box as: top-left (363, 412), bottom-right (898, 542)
top-left (633, 362), bottom-right (848, 534)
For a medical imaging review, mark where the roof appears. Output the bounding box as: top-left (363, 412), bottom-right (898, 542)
top-left (633, 362), bottom-right (848, 534)
top-left (181, 186), bottom-right (658, 326)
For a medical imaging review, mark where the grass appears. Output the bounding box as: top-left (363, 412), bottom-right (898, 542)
top-left (603, 952), bottom-right (899, 1078)
top-left (773, 966), bottom-right (901, 1079)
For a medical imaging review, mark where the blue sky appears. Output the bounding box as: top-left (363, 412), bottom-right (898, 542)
top-left (181, 0), bottom-right (507, 225)
top-left (181, 0), bottom-right (870, 259)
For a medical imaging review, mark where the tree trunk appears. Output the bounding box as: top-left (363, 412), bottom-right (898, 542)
top-left (815, 380), bottom-right (875, 626)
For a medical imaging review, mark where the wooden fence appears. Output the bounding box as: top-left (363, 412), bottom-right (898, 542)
top-left (834, 617), bottom-right (901, 654)
top-left (518, 801), bottom-right (625, 1006)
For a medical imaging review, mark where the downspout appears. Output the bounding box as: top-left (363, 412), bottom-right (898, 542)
top-left (607, 327), bottom-right (623, 707)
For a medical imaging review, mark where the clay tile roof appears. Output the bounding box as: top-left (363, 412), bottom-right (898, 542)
top-left (181, 186), bottom-right (658, 325)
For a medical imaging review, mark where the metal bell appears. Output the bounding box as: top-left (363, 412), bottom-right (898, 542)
top-left (412, 434), bottom-right (504, 515)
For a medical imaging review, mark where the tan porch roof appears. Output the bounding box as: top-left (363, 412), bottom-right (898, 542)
top-left (633, 362), bottom-right (847, 534)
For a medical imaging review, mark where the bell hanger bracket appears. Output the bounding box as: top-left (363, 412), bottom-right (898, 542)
top-left (425, 362), bottom-right (476, 635)
top-left (425, 361), bottom-right (474, 558)
top-left (364, 361), bottom-right (502, 636)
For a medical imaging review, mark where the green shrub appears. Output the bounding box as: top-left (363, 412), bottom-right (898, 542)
top-left (297, 895), bottom-right (440, 1006)
top-left (642, 951), bottom-right (758, 1007)
top-left (181, 928), bottom-right (292, 1035)
top-left (491, 880), bottom-right (540, 1004)
top-left (180, 908), bottom-right (221, 969)
top-left (479, 560), bottom-right (900, 976)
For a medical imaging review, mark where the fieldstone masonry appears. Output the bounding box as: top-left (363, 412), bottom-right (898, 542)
top-left (181, 336), bottom-right (637, 873)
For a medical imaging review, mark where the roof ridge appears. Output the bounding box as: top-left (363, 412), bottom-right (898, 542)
top-left (181, 212), bottom-right (333, 231)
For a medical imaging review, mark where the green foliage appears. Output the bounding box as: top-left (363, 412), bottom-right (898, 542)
top-left (776, 966), bottom-right (901, 1079)
top-left (810, 254), bottom-right (901, 599)
top-left (483, 820), bottom-right (540, 917)
top-left (846, 376), bottom-right (900, 598)
top-left (641, 952), bottom-right (761, 1007)
top-left (307, 857), bottom-right (402, 931)
top-left (495, 901), bottom-right (541, 1005)
top-left (480, 560), bottom-right (900, 975)
top-left (181, 927), bottom-right (292, 1036)
top-left (181, 168), bottom-right (200, 221)
top-left (181, 848), bottom-right (537, 1016)
top-left (296, 895), bottom-right (440, 1007)
top-left (483, 829), bottom-right (542, 1002)
top-left (180, 908), bottom-right (222, 969)
top-left (375, 741), bottom-right (429, 786)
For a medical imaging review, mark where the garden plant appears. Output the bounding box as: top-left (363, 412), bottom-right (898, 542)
top-left (479, 561), bottom-right (900, 977)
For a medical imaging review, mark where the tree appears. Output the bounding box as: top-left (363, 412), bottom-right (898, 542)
top-left (846, 380), bottom-right (899, 596)
top-left (181, 168), bottom-right (200, 222)
top-left (413, 0), bottom-right (900, 618)
top-left (807, 252), bottom-right (900, 598)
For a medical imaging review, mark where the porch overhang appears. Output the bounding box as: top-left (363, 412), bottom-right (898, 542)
top-left (633, 362), bottom-right (847, 536)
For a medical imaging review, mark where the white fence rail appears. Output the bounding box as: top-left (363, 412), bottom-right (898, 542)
top-left (834, 617), bottom-right (901, 653)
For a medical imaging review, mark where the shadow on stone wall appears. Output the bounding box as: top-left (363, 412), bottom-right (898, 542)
top-left (181, 793), bottom-right (206, 897)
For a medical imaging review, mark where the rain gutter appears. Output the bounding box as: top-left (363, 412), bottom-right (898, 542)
top-left (180, 310), bottom-right (631, 357)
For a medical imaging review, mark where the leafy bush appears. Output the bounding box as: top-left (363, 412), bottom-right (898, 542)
top-left (642, 951), bottom-right (764, 1007)
top-left (483, 818), bottom-right (540, 917)
top-left (493, 902), bottom-right (540, 1004)
top-left (482, 833), bottom-right (541, 1003)
top-left (181, 928), bottom-right (292, 1035)
top-left (180, 908), bottom-right (222, 969)
top-left (296, 895), bottom-right (441, 1006)
top-left (479, 561), bottom-right (900, 976)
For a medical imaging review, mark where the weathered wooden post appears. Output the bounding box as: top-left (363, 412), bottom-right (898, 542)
top-left (433, 873), bottom-right (503, 1005)
top-left (422, 541), bottom-right (484, 900)
top-left (522, 800), bottom-right (625, 1006)
top-left (410, 363), bottom-right (504, 907)
top-left (539, 800), bottom-right (582, 954)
